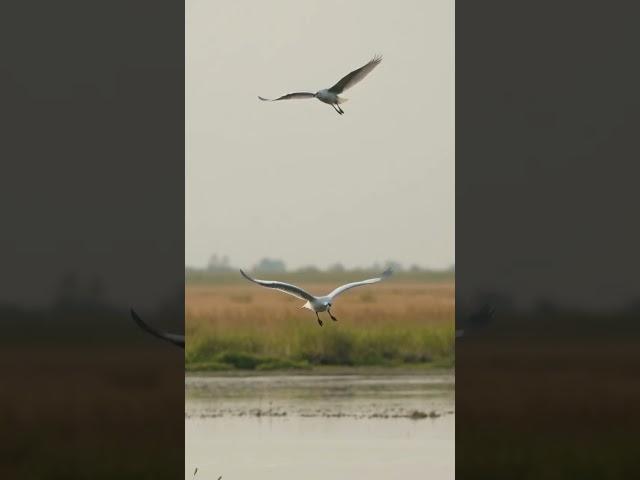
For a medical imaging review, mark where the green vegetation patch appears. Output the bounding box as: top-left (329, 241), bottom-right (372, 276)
top-left (186, 318), bottom-right (454, 371)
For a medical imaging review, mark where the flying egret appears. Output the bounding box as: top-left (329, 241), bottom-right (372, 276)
top-left (258, 55), bottom-right (382, 115)
top-left (239, 268), bottom-right (392, 326)
top-left (130, 308), bottom-right (184, 349)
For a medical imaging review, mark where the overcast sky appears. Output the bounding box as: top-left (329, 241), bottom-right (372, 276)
top-left (186, 0), bottom-right (454, 270)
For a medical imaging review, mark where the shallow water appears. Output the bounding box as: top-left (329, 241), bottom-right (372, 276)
top-left (186, 372), bottom-right (454, 479)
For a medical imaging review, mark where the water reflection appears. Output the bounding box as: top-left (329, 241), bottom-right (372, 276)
top-left (186, 373), bottom-right (454, 480)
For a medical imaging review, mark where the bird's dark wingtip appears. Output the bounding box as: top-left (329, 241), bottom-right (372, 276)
top-left (130, 308), bottom-right (151, 334)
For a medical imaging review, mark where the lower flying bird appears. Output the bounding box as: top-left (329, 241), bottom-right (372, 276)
top-left (258, 55), bottom-right (382, 115)
top-left (130, 308), bottom-right (184, 349)
top-left (240, 268), bottom-right (392, 326)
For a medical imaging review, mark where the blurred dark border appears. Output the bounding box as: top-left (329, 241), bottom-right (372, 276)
top-left (457, 2), bottom-right (640, 478)
top-left (0, 2), bottom-right (184, 478)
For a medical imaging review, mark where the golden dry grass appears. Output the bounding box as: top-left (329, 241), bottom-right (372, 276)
top-left (457, 334), bottom-right (640, 478)
top-left (0, 346), bottom-right (183, 479)
top-left (187, 281), bottom-right (453, 324)
top-left (186, 280), bottom-right (455, 369)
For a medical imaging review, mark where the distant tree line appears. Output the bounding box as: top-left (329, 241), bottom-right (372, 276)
top-left (189, 254), bottom-right (454, 275)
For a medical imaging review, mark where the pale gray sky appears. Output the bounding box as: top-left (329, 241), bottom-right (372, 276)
top-left (186, 0), bottom-right (454, 270)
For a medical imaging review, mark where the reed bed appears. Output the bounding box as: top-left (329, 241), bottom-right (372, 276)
top-left (186, 281), bottom-right (455, 370)
top-left (0, 346), bottom-right (183, 479)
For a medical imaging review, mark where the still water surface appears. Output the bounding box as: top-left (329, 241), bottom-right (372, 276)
top-left (186, 372), bottom-right (454, 480)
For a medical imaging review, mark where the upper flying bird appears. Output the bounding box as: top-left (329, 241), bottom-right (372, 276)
top-left (258, 55), bottom-right (382, 115)
top-left (130, 308), bottom-right (184, 349)
top-left (239, 268), bottom-right (392, 326)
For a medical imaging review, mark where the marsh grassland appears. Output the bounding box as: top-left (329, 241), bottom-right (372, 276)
top-left (457, 320), bottom-right (640, 479)
top-left (185, 272), bottom-right (454, 371)
top-left (0, 346), bottom-right (183, 480)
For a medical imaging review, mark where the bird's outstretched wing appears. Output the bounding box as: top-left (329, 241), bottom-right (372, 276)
top-left (328, 267), bottom-right (392, 299)
top-left (328, 55), bottom-right (382, 94)
top-left (240, 269), bottom-right (316, 302)
top-left (130, 309), bottom-right (185, 349)
top-left (258, 92), bottom-right (316, 101)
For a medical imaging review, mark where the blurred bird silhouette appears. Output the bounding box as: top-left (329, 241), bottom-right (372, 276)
top-left (130, 308), bottom-right (184, 348)
top-left (456, 304), bottom-right (495, 338)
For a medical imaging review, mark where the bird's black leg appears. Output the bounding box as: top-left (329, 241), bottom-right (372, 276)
top-left (316, 312), bottom-right (323, 327)
top-left (328, 308), bottom-right (338, 322)
top-left (337, 104), bottom-right (345, 114)
top-left (331, 104), bottom-right (342, 115)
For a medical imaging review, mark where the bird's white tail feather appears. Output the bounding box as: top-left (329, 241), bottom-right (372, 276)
top-left (336, 96), bottom-right (349, 104)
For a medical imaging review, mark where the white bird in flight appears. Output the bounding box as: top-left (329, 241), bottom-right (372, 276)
top-left (258, 55), bottom-right (382, 115)
top-left (240, 268), bottom-right (393, 326)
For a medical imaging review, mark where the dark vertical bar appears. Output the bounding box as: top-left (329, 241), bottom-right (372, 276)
top-left (457, 2), bottom-right (640, 478)
top-left (0, 1), bottom-right (184, 478)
